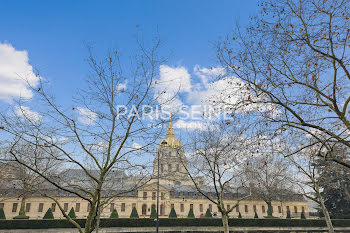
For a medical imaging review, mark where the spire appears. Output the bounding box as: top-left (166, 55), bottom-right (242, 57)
top-left (166, 116), bottom-right (175, 137)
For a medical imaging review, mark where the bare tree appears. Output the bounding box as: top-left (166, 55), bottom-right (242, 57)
top-left (179, 121), bottom-right (251, 233)
top-left (0, 37), bottom-right (165, 233)
top-left (216, 0), bottom-right (350, 168)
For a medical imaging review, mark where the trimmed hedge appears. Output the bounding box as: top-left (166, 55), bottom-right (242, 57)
top-left (0, 218), bottom-right (350, 229)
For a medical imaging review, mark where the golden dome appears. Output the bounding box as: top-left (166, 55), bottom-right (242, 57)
top-left (158, 119), bottom-right (183, 149)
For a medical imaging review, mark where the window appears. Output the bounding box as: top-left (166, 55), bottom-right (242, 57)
top-left (189, 192), bottom-right (193, 198)
top-left (64, 203), bottom-right (68, 212)
top-left (262, 205), bottom-right (265, 213)
top-left (209, 204), bottom-right (212, 212)
top-left (168, 164), bottom-right (172, 171)
top-left (152, 192), bottom-right (156, 200)
top-left (12, 203), bottom-right (18, 212)
top-left (142, 204), bottom-right (147, 215)
top-left (278, 206), bottom-right (281, 213)
top-left (207, 193), bottom-right (212, 198)
top-left (176, 164), bottom-right (179, 171)
top-left (161, 192), bottom-right (165, 200)
top-left (253, 205), bottom-right (256, 213)
top-left (51, 203), bottom-right (56, 212)
top-left (87, 203), bottom-right (91, 212)
top-left (25, 203), bottom-right (31, 212)
top-left (200, 204), bottom-right (203, 212)
top-left (171, 204), bottom-right (174, 209)
top-left (286, 206), bottom-right (290, 212)
top-left (143, 192), bottom-right (147, 200)
top-left (181, 204), bottom-right (184, 212)
top-left (294, 206), bottom-right (298, 213)
top-left (121, 203), bottom-right (125, 212)
top-left (110, 203), bottom-right (115, 212)
top-left (180, 192), bottom-right (184, 197)
top-left (160, 204), bottom-right (164, 215)
top-left (225, 193), bottom-right (230, 199)
top-left (160, 164), bottom-right (164, 172)
top-left (38, 203), bottom-right (44, 212)
top-left (236, 205), bottom-right (239, 213)
top-left (76, 203), bottom-right (80, 212)
top-left (0, 203), bottom-right (4, 209)
top-left (170, 191), bottom-right (174, 198)
top-left (190, 204), bottom-right (193, 210)
top-left (302, 206), bottom-right (305, 212)
top-left (244, 205), bottom-right (248, 213)
top-left (227, 205), bottom-right (230, 211)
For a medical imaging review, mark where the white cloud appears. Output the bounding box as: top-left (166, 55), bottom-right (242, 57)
top-left (0, 43), bottom-right (40, 102)
top-left (77, 107), bottom-right (97, 125)
top-left (116, 80), bottom-right (127, 93)
top-left (193, 65), bottom-right (225, 87)
top-left (174, 119), bottom-right (205, 130)
top-left (132, 143), bottom-right (142, 149)
top-left (14, 106), bottom-right (42, 122)
top-left (154, 65), bottom-right (192, 111)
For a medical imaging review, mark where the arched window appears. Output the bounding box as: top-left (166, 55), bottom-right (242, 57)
top-left (160, 204), bottom-right (164, 215)
top-left (142, 204), bottom-right (147, 215)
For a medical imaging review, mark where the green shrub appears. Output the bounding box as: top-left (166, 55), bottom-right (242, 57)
top-left (110, 209), bottom-right (118, 219)
top-left (0, 208), bottom-right (5, 220)
top-left (43, 208), bottom-right (54, 220)
top-left (238, 212), bottom-right (242, 218)
top-left (254, 212), bottom-right (259, 218)
top-left (13, 206), bottom-right (29, 219)
top-left (205, 208), bottom-right (212, 218)
top-left (286, 210), bottom-right (291, 219)
top-left (67, 208), bottom-right (76, 219)
top-left (130, 207), bottom-right (139, 218)
top-left (150, 206), bottom-right (157, 219)
top-left (169, 208), bottom-right (177, 218)
top-left (187, 208), bottom-right (195, 218)
top-left (301, 211), bottom-right (306, 219)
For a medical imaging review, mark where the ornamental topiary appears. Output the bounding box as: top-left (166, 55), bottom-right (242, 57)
top-left (238, 212), bottom-right (242, 218)
top-left (187, 208), bottom-right (195, 218)
top-left (205, 208), bottom-right (212, 218)
top-left (110, 209), bottom-right (119, 219)
top-left (254, 212), bottom-right (259, 218)
top-left (286, 209), bottom-right (291, 219)
top-left (150, 206), bottom-right (157, 219)
top-left (68, 207), bottom-right (76, 219)
top-left (0, 208), bottom-right (5, 220)
top-left (169, 207), bottom-right (177, 218)
top-left (130, 206), bottom-right (139, 218)
top-left (301, 211), bottom-right (306, 219)
top-left (43, 208), bottom-right (54, 219)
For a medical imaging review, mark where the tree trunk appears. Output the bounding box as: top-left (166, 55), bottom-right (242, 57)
top-left (221, 213), bottom-right (229, 233)
top-left (317, 191), bottom-right (334, 233)
top-left (266, 201), bottom-right (273, 217)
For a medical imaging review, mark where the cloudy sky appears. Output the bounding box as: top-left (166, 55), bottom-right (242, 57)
top-left (0, 0), bottom-right (258, 131)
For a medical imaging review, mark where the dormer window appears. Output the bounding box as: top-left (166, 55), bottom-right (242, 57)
top-left (161, 141), bottom-right (167, 144)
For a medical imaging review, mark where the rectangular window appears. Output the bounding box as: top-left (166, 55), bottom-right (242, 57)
top-left (227, 205), bottom-right (230, 211)
top-left (76, 203), bottom-right (80, 212)
top-left (121, 203), bottom-right (125, 212)
top-left (278, 206), bottom-right (281, 213)
top-left (51, 203), bottom-right (56, 212)
top-left (245, 205), bottom-right (248, 213)
top-left (64, 203), bottom-right (68, 212)
top-left (225, 193), bottom-right (230, 199)
top-left (110, 203), bottom-right (115, 212)
top-left (189, 192), bottom-right (193, 198)
top-left (143, 192), bottom-right (147, 200)
top-left (294, 206), bottom-right (298, 213)
top-left (25, 203), bottom-right (31, 212)
top-left (207, 193), bottom-right (212, 198)
top-left (236, 205), bottom-right (239, 213)
top-left (38, 203), bottom-right (44, 212)
top-left (181, 204), bottom-right (184, 212)
top-left (12, 203), bottom-right (18, 212)
top-left (302, 206), bottom-right (305, 212)
top-left (190, 204), bottom-right (193, 210)
top-left (171, 204), bottom-right (174, 209)
top-left (200, 204), bottom-right (203, 212)
top-left (168, 164), bottom-right (172, 171)
top-left (152, 192), bottom-right (156, 200)
top-left (253, 205), bottom-right (256, 213)
top-left (170, 191), bottom-right (174, 198)
top-left (161, 192), bottom-right (165, 200)
top-left (0, 203), bottom-right (4, 209)
top-left (209, 204), bottom-right (212, 212)
top-left (286, 206), bottom-right (290, 212)
top-left (262, 205), bottom-right (265, 213)
top-left (180, 192), bottom-right (184, 197)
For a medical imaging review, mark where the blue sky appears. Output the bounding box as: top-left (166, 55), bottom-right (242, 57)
top-left (0, 0), bottom-right (258, 134)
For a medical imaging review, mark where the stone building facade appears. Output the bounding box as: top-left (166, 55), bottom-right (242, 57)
top-left (0, 121), bottom-right (309, 219)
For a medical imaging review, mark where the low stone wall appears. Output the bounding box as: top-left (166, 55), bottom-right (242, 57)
top-left (1, 226), bottom-right (350, 233)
